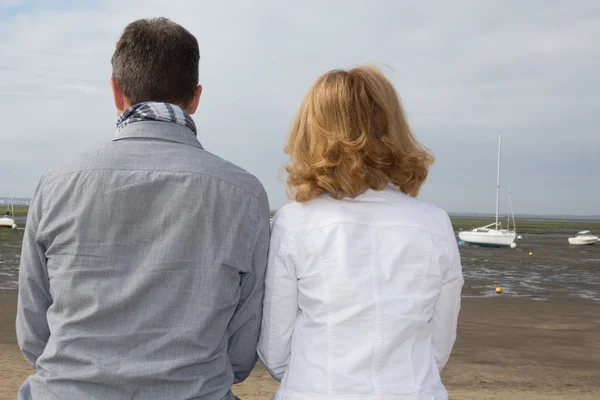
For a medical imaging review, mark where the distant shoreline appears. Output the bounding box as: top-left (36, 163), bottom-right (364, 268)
top-left (448, 213), bottom-right (600, 222)
top-left (4, 199), bottom-right (600, 221)
top-left (5, 205), bottom-right (600, 233)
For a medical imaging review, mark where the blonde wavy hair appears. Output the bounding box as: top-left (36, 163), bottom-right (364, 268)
top-left (285, 65), bottom-right (434, 203)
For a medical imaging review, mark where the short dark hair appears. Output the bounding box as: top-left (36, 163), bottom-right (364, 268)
top-left (111, 18), bottom-right (200, 107)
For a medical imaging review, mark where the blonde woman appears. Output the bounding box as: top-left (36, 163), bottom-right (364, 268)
top-left (258, 66), bottom-right (463, 400)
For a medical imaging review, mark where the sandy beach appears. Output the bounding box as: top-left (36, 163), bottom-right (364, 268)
top-left (2, 289), bottom-right (598, 399)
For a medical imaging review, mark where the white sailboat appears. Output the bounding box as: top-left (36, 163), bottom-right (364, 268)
top-left (0, 193), bottom-right (17, 229)
top-left (458, 134), bottom-right (517, 248)
top-left (1, 171), bottom-right (17, 229)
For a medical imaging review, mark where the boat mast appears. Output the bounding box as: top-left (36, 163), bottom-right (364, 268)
top-left (495, 133), bottom-right (501, 230)
top-left (507, 184), bottom-right (510, 230)
top-left (510, 188), bottom-right (516, 233)
top-left (7, 170), bottom-right (14, 218)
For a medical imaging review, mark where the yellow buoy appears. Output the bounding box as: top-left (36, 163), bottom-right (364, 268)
top-left (496, 287), bottom-right (502, 294)
top-left (529, 252), bottom-right (533, 256)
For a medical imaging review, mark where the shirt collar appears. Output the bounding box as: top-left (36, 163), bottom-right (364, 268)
top-left (113, 121), bottom-right (203, 149)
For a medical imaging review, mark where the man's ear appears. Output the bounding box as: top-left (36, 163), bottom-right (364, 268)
top-left (186, 85), bottom-right (202, 115)
top-left (110, 79), bottom-right (127, 114)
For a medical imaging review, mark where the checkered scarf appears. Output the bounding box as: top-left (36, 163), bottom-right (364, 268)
top-left (116, 102), bottom-right (197, 135)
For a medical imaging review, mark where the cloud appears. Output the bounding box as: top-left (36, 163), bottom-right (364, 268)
top-left (0, 0), bottom-right (598, 215)
top-left (0, 0), bottom-right (23, 8)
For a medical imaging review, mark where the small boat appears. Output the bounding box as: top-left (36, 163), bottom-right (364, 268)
top-left (568, 231), bottom-right (599, 246)
top-left (1, 188), bottom-right (17, 229)
top-left (0, 214), bottom-right (16, 229)
top-left (458, 134), bottom-right (517, 248)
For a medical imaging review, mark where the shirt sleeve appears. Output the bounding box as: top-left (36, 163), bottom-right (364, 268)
top-left (257, 211), bottom-right (298, 382)
top-left (227, 189), bottom-right (270, 384)
top-left (430, 212), bottom-right (464, 372)
top-left (16, 178), bottom-right (52, 369)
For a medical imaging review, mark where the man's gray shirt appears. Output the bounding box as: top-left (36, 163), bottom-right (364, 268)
top-left (16, 121), bottom-right (270, 400)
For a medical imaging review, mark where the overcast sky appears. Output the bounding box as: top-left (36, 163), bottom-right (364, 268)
top-left (1, 0), bottom-right (598, 215)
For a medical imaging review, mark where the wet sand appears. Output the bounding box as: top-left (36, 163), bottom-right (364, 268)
top-left (4, 230), bottom-right (600, 299)
top-left (2, 290), bottom-right (599, 399)
top-left (459, 236), bottom-right (600, 301)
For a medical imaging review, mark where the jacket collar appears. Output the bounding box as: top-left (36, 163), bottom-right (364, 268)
top-left (113, 121), bottom-right (203, 149)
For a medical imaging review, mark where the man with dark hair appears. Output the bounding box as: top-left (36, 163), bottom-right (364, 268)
top-left (17, 18), bottom-right (269, 400)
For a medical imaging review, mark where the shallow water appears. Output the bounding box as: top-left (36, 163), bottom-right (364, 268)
top-left (460, 237), bottom-right (600, 302)
top-left (1, 228), bottom-right (599, 301)
top-left (0, 229), bottom-right (21, 290)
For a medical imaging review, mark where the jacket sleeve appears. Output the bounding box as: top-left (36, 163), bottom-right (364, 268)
top-left (16, 178), bottom-right (52, 368)
top-left (227, 190), bottom-right (270, 383)
top-left (430, 213), bottom-right (464, 372)
top-left (257, 211), bottom-right (298, 382)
